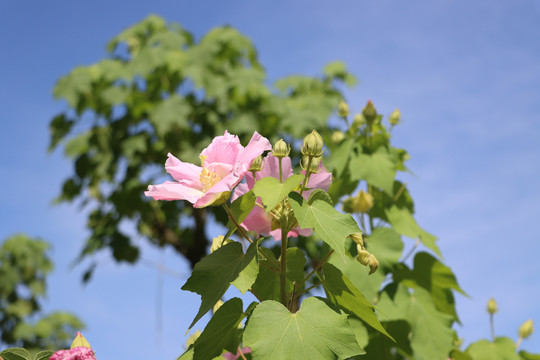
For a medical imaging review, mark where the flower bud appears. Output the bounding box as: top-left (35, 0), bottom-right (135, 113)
top-left (519, 319), bottom-right (534, 339)
top-left (338, 100), bottom-right (349, 118)
top-left (301, 130), bottom-right (324, 157)
top-left (389, 108), bottom-right (401, 125)
top-left (354, 191), bottom-right (374, 213)
top-left (347, 233), bottom-right (364, 247)
top-left (331, 130), bottom-right (345, 144)
top-left (249, 155), bottom-right (264, 172)
top-left (186, 330), bottom-right (201, 348)
top-left (301, 155), bottom-right (321, 173)
top-left (356, 249), bottom-right (371, 266)
top-left (368, 254), bottom-right (379, 275)
top-left (487, 298), bottom-right (498, 314)
top-left (210, 236), bottom-right (233, 253)
top-left (213, 299), bottom-right (224, 314)
top-left (353, 113), bottom-right (366, 127)
top-left (272, 139), bottom-right (290, 158)
top-left (70, 332), bottom-right (92, 349)
top-left (342, 197), bottom-right (355, 213)
top-left (362, 100), bottom-right (378, 123)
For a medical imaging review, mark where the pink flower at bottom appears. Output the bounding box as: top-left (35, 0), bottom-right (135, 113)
top-left (223, 347), bottom-right (251, 360)
top-left (49, 347), bottom-right (97, 360)
top-left (145, 131), bottom-right (271, 208)
top-left (232, 154), bottom-right (332, 240)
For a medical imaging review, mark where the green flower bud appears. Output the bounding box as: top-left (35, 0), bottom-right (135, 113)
top-left (210, 236), bottom-right (233, 253)
top-left (301, 130), bottom-right (324, 157)
top-left (353, 113), bottom-right (366, 127)
top-left (347, 233), bottom-right (364, 247)
top-left (356, 249), bottom-right (371, 266)
top-left (342, 197), bottom-right (355, 213)
top-left (389, 108), bottom-right (401, 125)
top-left (249, 155), bottom-right (264, 172)
top-left (331, 130), bottom-right (345, 144)
top-left (354, 191), bottom-right (374, 213)
top-left (362, 100), bottom-right (378, 123)
top-left (272, 139), bottom-right (290, 158)
top-left (213, 299), bottom-right (224, 314)
top-left (186, 330), bottom-right (201, 348)
top-left (368, 254), bottom-right (379, 275)
top-left (487, 298), bottom-right (498, 314)
top-left (301, 155), bottom-right (321, 173)
top-left (70, 332), bottom-right (92, 349)
top-left (519, 319), bottom-right (534, 339)
top-left (338, 100), bottom-right (349, 118)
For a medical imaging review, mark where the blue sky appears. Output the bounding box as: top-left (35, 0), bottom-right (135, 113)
top-left (1, 0), bottom-right (539, 358)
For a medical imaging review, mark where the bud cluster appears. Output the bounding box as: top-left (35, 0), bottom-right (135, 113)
top-left (348, 233), bottom-right (379, 275)
top-left (343, 190), bottom-right (374, 214)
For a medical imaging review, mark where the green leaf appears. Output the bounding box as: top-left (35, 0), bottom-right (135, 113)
top-left (177, 348), bottom-right (194, 360)
top-left (409, 252), bottom-right (466, 296)
top-left (323, 263), bottom-right (393, 340)
top-left (149, 95), bottom-right (190, 136)
top-left (288, 192), bottom-right (360, 262)
top-left (181, 241), bottom-right (258, 329)
top-left (252, 174), bottom-right (303, 211)
top-left (193, 298), bottom-right (245, 360)
top-left (519, 350), bottom-right (540, 360)
top-left (378, 285), bottom-right (454, 360)
top-left (307, 188), bottom-right (333, 206)
top-left (349, 148), bottom-right (396, 194)
top-left (231, 243), bottom-right (259, 295)
top-left (225, 191), bottom-right (256, 239)
top-left (365, 227), bottom-right (403, 270)
top-left (385, 205), bottom-right (441, 257)
top-left (0, 348), bottom-right (31, 360)
top-left (34, 350), bottom-right (55, 360)
top-left (251, 247), bottom-right (306, 301)
top-left (328, 138), bottom-right (354, 177)
top-left (466, 337), bottom-right (521, 360)
top-left (243, 297), bottom-right (365, 359)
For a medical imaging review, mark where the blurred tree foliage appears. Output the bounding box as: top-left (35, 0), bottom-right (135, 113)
top-left (0, 234), bottom-right (84, 351)
top-left (49, 15), bottom-right (355, 277)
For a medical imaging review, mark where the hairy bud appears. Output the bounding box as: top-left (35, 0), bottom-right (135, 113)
top-left (338, 100), bottom-right (349, 118)
top-left (353, 113), bottom-right (366, 127)
top-left (389, 108), bottom-right (401, 125)
top-left (519, 319), bottom-right (534, 339)
top-left (368, 254), bottom-right (379, 275)
top-left (362, 100), bottom-right (378, 123)
top-left (355, 191), bottom-right (374, 213)
top-left (348, 233), bottom-right (364, 247)
top-left (332, 130), bottom-right (345, 144)
top-left (356, 249), bottom-right (371, 266)
top-left (301, 130), bottom-right (324, 157)
top-left (272, 139), bottom-right (290, 158)
top-left (249, 155), bottom-right (264, 172)
top-left (487, 298), bottom-right (498, 314)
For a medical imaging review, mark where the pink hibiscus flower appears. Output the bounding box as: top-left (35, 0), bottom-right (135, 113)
top-left (223, 347), bottom-right (251, 360)
top-left (49, 347), bottom-right (96, 360)
top-left (232, 154), bottom-right (332, 240)
top-left (145, 131), bottom-right (271, 208)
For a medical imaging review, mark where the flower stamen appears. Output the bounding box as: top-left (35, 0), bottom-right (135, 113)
top-left (199, 155), bottom-right (221, 193)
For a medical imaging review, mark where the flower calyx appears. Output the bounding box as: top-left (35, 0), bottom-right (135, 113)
top-left (338, 100), bottom-right (349, 118)
top-left (272, 139), bottom-right (290, 158)
top-left (487, 298), bottom-right (498, 315)
top-left (301, 130), bottom-right (325, 158)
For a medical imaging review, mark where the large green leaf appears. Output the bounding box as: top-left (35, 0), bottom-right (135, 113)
top-left (252, 174), bottom-right (303, 211)
top-left (0, 348), bottom-right (30, 360)
top-left (323, 264), bottom-right (393, 340)
top-left (288, 192), bottom-right (360, 262)
top-left (251, 247), bottom-right (306, 301)
top-left (243, 297), bottom-right (365, 359)
top-left (225, 191), bottom-right (256, 240)
top-left (181, 241), bottom-right (258, 329)
top-left (466, 338), bottom-right (520, 360)
top-left (328, 138), bottom-right (354, 177)
top-left (378, 285), bottom-right (454, 360)
top-left (34, 351), bottom-right (55, 360)
top-left (520, 350), bottom-right (540, 360)
top-left (349, 148), bottom-right (396, 195)
top-left (365, 227), bottom-right (403, 270)
top-left (193, 298), bottom-right (245, 360)
top-left (385, 205), bottom-right (441, 256)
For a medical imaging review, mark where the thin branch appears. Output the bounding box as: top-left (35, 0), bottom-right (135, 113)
top-left (222, 204), bottom-right (252, 244)
top-left (294, 280), bottom-right (326, 299)
top-left (402, 238), bottom-right (421, 262)
top-left (250, 288), bottom-right (263, 302)
top-left (297, 250), bottom-right (334, 288)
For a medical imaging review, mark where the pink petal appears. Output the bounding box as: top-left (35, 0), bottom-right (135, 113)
top-left (50, 347), bottom-right (96, 360)
top-left (257, 154), bottom-right (293, 181)
top-left (194, 172), bottom-right (239, 207)
top-left (231, 182), bottom-right (250, 202)
top-left (234, 131), bottom-right (272, 174)
top-left (165, 153), bottom-right (202, 185)
top-left (302, 163), bottom-right (332, 199)
top-left (201, 131), bottom-right (243, 166)
top-left (240, 203), bottom-right (272, 235)
top-left (145, 181), bottom-right (203, 203)
top-left (223, 347), bottom-right (252, 360)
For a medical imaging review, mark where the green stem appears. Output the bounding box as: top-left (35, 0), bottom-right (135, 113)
top-left (297, 249), bottom-right (334, 288)
top-left (280, 226), bottom-right (288, 306)
top-left (222, 204), bottom-right (252, 244)
top-left (278, 157), bottom-right (283, 183)
top-left (490, 313), bottom-right (495, 341)
top-left (299, 157), bottom-right (313, 196)
top-left (293, 280), bottom-right (325, 299)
